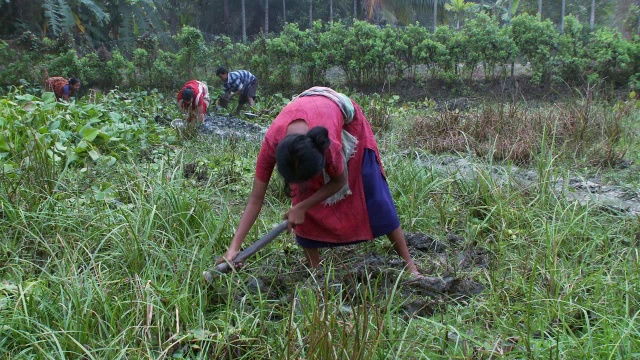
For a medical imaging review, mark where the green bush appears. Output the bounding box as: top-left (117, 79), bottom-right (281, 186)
top-left (553, 15), bottom-right (589, 84)
top-left (174, 26), bottom-right (208, 80)
top-left (587, 27), bottom-right (633, 85)
top-left (395, 23), bottom-right (427, 79)
top-left (511, 13), bottom-right (558, 84)
top-left (463, 13), bottom-right (517, 80)
top-left (46, 50), bottom-right (84, 80)
top-left (152, 50), bottom-right (180, 90)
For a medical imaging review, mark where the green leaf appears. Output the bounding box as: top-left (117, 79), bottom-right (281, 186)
top-left (88, 149), bottom-right (101, 161)
top-left (42, 92), bottom-right (56, 103)
top-left (74, 140), bottom-right (89, 153)
top-left (109, 112), bottom-right (122, 122)
top-left (0, 137), bottom-right (10, 152)
top-left (49, 120), bottom-right (61, 131)
top-left (79, 125), bottom-right (100, 141)
top-left (22, 102), bottom-right (36, 112)
top-left (55, 142), bottom-right (67, 152)
top-left (15, 94), bottom-right (35, 101)
top-left (65, 149), bottom-right (80, 165)
top-left (2, 163), bottom-right (15, 172)
top-left (103, 156), bottom-right (117, 166)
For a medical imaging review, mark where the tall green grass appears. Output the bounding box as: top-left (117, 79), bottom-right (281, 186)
top-left (0, 91), bottom-right (638, 358)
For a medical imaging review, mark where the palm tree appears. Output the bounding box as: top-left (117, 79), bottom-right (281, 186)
top-left (224, 0), bottom-right (229, 32)
top-left (538, 0), bottom-right (542, 18)
top-left (444, 0), bottom-right (475, 30)
top-left (283, 0), bottom-right (286, 23)
top-left (330, 0), bottom-right (334, 22)
top-left (590, 0), bottom-right (595, 29)
top-left (242, 0), bottom-right (247, 42)
top-left (434, 0), bottom-right (437, 31)
top-left (354, 0), bottom-right (357, 19)
top-left (265, 0), bottom-right (269, 33)
top-left (560, 0), bottom-right (565, 32)
top-left (309, 0), bottom-right (313, 28)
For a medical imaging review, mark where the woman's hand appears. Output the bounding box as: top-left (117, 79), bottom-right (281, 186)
top-left (284, 205), bottom-right (306, 230)
top-left (216, 248), bottom-right (243, 270)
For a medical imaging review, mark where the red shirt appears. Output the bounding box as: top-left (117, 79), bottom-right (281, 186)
top-left (256, 96), bottom-right (383, 243)
top-left (177, 80), bottom-right (208, 114)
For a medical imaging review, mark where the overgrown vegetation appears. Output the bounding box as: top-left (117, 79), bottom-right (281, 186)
top-left (1, 16), bottom-right (639, 94)
top-left (1, 85), bottom-right (639, 358)
top-left (403, 87), bottom-right (637, 166)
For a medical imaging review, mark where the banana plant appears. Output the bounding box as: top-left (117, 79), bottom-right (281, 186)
top-left (42, 0), bottom-right (109, 36)
top-left (495, 0), bottom-right (520, 24)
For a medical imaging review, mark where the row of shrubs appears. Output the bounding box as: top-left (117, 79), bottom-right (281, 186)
top-left (1, 14), bottom-right (639, 94)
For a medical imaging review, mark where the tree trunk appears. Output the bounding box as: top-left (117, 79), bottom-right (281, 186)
top-left (309, 0), bottom-right (313, 28)
top-left (242, 0), bottom-right (247, 42)
top-left (560, 0), bottom-right (565, 32)
top-left (330, 0), bottom-right (333, 22)
top-left (283, 0), bottom-right (286, 23)
top-left (223, 0), bottom-right (229, 33)
top-left (354, 0), bottom-right (357, 19)
top-left (433, 0), bottom-right (437, 32)
top-left (265, 0), bottom-right (269, 33)
top-left (590, 0), bottom-right (595, 29)
top-left (538, 0), bottom-right (542, 18)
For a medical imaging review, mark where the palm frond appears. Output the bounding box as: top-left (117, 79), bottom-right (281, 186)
top-left (79, 0), bottom-right (109, 24)
top-left (118, 0), bottom-right (160, 43)
top-left (43, 0), bottom-right (76, 35)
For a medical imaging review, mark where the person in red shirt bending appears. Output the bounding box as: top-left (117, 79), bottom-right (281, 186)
top-left (45, 77), bottom-right (81, 101)
top-left (177, 80), bottom-right (210, 123)
top-left (219, 87), bottom-right (420, 277)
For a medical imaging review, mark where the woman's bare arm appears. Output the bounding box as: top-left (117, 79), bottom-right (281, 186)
top-left (219, 177), bottom-right (269, 263)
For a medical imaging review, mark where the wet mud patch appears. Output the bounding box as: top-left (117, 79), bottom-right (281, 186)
top-left (200, 115), bottom-right (266, 141)
top-left (419, 154), bottom-right (640, 216)
top-left (207, 231), bottom-right (489, 319)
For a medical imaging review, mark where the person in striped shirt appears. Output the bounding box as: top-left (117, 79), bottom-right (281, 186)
top-left (216, 67), bottom-right (258, 114)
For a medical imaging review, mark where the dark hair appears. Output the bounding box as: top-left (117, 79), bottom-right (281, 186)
top-left (215, 67), bottom-right (228, 76)
top-left (181, 87), bottom-right (195, 103)
top-left (69, 78), bottom-right (80, 85)
top-left (276, 126), bottom-right (330, 190)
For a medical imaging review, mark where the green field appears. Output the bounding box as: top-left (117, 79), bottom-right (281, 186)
top-left (1, 88), bottom-right (639, 359)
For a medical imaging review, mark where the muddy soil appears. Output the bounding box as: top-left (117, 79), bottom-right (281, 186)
top-left (200, 114), bottom-right (267, 140)
top-left (418, 154), bottom-right (640, 216)
top-left (208, 232), bottom-right (488, 318)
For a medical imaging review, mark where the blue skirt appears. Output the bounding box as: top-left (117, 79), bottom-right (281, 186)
top-left (296, 149), bottom-right (401, 248)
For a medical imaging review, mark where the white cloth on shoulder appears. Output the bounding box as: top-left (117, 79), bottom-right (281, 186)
top-left (296, 87), bottom-right (358, 205)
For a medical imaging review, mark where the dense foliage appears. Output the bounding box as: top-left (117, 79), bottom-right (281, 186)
top-left (1, 16), bottom-right (639, 95)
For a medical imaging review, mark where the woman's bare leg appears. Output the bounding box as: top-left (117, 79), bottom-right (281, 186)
top-left (303, 247), bottom-right (321, 268)
top-left (387, 226), bottom-right (421, 276)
